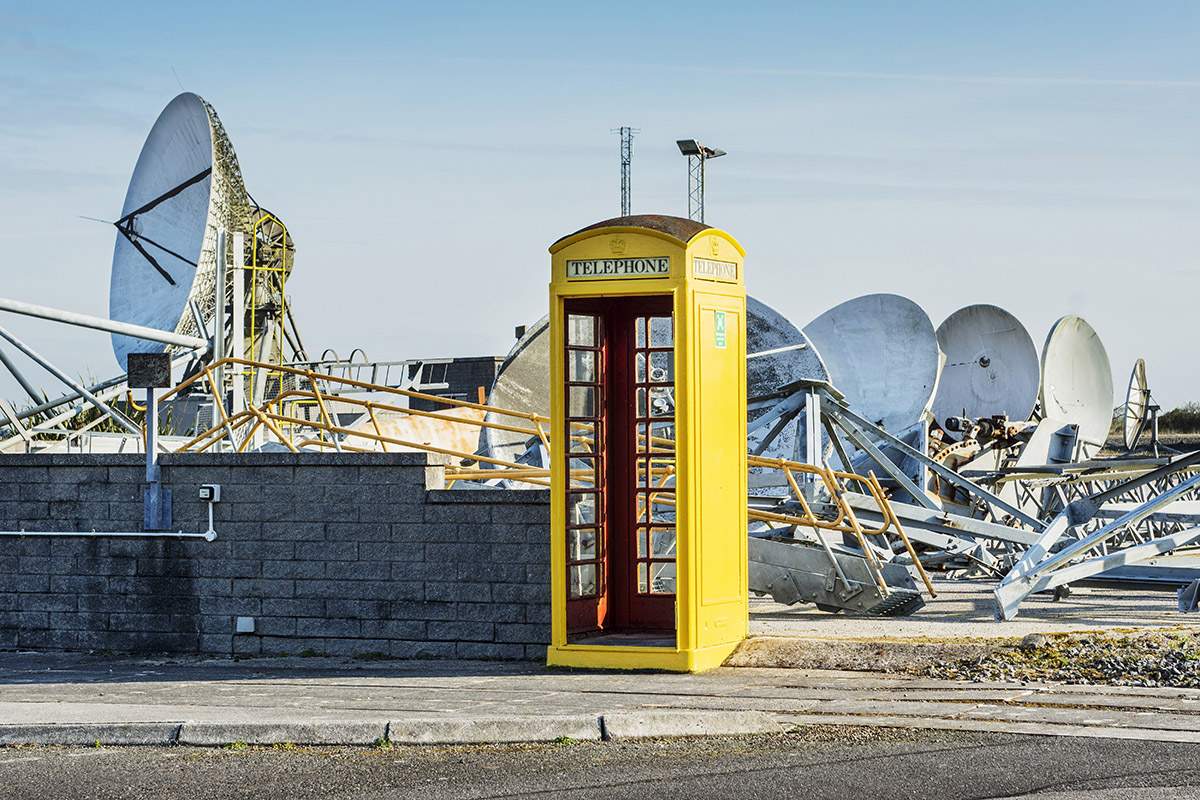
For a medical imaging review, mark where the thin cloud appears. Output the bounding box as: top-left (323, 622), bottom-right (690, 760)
top-left (754, 68), bottom-right (1200, 89)
top-left (427, 56), bottom-right (1200, 89)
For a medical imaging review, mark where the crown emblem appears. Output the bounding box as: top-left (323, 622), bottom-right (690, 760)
top-left (609, 236), bottom-right (626, 255)
top-left (709, 237), bottom-right (720, 257)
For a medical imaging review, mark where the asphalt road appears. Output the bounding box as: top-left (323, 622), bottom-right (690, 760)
top-left (2, 726), bottom-right (1199, 800)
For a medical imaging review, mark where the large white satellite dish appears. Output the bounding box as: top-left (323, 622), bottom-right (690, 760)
top-left (930, 304), bottom-right (1039, 437)
top-left (1039, 315), bottom-right (1114, 452)
top-left (109, 92), bottom-right (247, 365)
top-left (802, 294), bottom-right (939, 437)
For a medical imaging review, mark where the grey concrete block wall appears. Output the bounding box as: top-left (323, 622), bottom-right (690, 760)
top-left (0, 452), bottom-right (551, 659)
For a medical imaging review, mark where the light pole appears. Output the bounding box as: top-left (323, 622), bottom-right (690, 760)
top-left (676, 139), bottom-right (726, 223)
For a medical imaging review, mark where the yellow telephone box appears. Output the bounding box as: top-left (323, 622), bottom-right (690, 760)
top-left (547, 215), bottom-right (748, 673)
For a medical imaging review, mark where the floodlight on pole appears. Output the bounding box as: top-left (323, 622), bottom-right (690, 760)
top-left (676, 139), bottom-right (726, 223)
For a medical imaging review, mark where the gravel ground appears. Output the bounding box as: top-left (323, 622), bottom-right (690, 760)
top-left (1101, 431), bottom-right (1200, 455)
top-left (919, 630), bottom-right (1200, 687)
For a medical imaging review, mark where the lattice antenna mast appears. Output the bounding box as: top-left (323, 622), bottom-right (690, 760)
top-left (676, 139), bottom-right (726, 223)
top-left (687, 155), bottom-right (703, 222)
top-left (613, 127), bottom-right (639, 216)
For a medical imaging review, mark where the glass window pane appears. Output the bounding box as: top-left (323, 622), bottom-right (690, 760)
top-left (568, 456), bottom-right (597, 488)
top-left (569, 350), bottom-right (596, 383)
top-left (650, 315), bottom-right (673, 344)
top-left (568, 385), bottom-right (595, 418)
top-left (637, 529), bottom-right (648, 558)
top-left (569, 528), bottom-right (598, 560)
top-left (651, 528), bottom-right (676, 557)
top-left (636, 317), bottom-right (647, 348)
top-left (638, 562), bottom-right (649, 593)
top-left (567, 315), bottom-right (595, 346)
top-left (568, 492), bottom-right (597, 524)
top-left (571, 564), bottom-right (598, 598)
top-left (649, 499), bottom-right (675, 524)
top-left (650, 352), bottom-right (671, 383)
top-left (649, 422), bottom-right (674, 450)
top-left (650, 387), bottom-right (674, 417)
top-left (648, 456), bottom-right (674, 483)
top-left (637, 387), bottom-right (647, 417)
top-left (636, 352), bottom-right (646, 383)
top-left (568, 424), bottom-right (596, 453)
top-left (650, 562), bottom-right (676, 594)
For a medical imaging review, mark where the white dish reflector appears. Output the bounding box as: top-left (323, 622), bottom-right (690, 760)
top-left (1039, 315), bottom-right (1114, 453)
top-left (931, 304), bottom-right (1039, 436)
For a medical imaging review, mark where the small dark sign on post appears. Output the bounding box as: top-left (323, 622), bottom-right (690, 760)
top-left (126, 353), bottom-right (171, 389)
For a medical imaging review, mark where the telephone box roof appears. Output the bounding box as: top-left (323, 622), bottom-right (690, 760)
top-left (552, 215), bottom-right (711, 249)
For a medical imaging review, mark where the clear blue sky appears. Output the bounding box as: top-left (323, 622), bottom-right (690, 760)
top-left (2, 1), bottom-right (1199, 409)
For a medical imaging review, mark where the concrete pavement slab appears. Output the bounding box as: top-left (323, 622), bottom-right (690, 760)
top-left (386, 715), bottom-right (601, 745)
top-left (0, 722), bottom-right (180, 746)
top-left (599, 710), bottom-right (781, 740)
top-left (178, 721), bottom-right (388, 747)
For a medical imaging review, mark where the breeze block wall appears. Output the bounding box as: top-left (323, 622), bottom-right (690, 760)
top-left (0, 452), bottom-right (551, 659)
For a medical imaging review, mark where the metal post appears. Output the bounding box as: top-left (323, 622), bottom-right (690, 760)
top-left (145, 384), bottom-right (161, 527)
top-left (0, 345), bottom-right (42, 405)
top-left (231, 231), bottom-right (245, 418)
top-left (214, 228), bottom-right (227, 414)
top-left (617, 126), bottom-right (638, 216)
top-left (130, 352), bottom-right (171, 530)
top-left (804, 391), bottom-right (821, 502)
top-left (249, 319), bottom-right (275, 451)
top-left (687, 155), bottom-right (703, 222)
